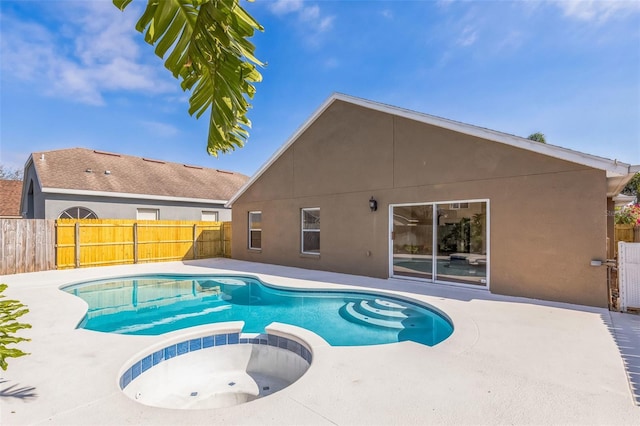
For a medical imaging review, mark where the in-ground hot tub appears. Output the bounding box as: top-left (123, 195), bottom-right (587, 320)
top-left (119, 323), bottom-right (317, 409)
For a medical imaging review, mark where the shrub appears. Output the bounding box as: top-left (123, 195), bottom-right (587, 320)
top-left (615, 203), bottom-right (640, 226)
top-left (0, 284), bottom-right (31, 370)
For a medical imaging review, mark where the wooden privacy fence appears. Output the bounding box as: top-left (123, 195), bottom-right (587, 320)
top-left (1, 219), bottom-right (56, 275)
top-left (614, 224), bottom-right (640, 257)
top-left (56, 219), bottom-right (232, 269)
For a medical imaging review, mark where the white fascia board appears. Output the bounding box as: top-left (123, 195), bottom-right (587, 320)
top-left (41, 187), bottom-right (228, 205)
top-left (227, 93), bottom-right (635, 206)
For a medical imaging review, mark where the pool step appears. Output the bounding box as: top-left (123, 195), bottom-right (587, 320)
top-left (340, 298), bottom-right (433, 330)
top-left (342, 302), bottom-right (405, 329)
top-left (371, 298), bottom-right (407, 311)
top-left (358, 301), bottom-right (408, 319)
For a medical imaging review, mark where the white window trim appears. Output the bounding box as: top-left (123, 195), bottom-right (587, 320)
top-left (248, 211), bottom-right (262, 250)
top-left (136, 208), bottom-right (159, 220)
top-left (201, 210), bottom-right (219, 221)
top-left (301, 207), bottom-right (320, 255)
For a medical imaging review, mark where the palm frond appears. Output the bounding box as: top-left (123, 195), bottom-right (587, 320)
top-left (113, 0), bottom-right (263, 156)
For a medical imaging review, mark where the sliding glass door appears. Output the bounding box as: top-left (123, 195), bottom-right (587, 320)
top-left (391, 201), bottom-right (488, 286)
top-left (392, 205), bottom-right (434, 280)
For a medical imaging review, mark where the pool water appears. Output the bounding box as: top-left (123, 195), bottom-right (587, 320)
top-left (393, 258), bottom-right (486, 277)
top-left (64, 275), bottom-right (453, 346)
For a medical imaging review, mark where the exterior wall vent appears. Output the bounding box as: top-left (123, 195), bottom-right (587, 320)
top-left (94, 150), bottom-right (121, 157)
top-left (143, 158), bottom-right (165, 164)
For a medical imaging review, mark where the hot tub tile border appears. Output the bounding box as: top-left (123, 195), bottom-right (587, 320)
top-left (120, 332), bottom-right (312, 390)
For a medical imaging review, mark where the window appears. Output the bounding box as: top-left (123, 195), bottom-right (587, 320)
top-left (58, 206), bottom-right (98, 219)
top-left (201, 211), bottom-right (219, 221)
top-left (392, 200), bottom-right (488, 286)
top-left (137, 208), bottom-right (159, 220)
top-left (248, 211), bottom-right (262, 249)
top-left (301, 208), bottom-right (320, 254)
top-left (449, 202), bottom-right (469, 209)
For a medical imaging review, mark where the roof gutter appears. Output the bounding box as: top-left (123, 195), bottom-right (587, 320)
top-left (41, 187), bottom-right (228, 205)
top-left (606, 164), bottom-right (640, 198)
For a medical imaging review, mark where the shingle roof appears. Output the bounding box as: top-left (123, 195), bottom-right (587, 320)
top-left (0, 180), bottom-right (23, 217)
top-left (31, 148), bottom-right (248, 202)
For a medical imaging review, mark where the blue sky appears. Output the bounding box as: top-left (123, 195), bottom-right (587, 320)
top-left (1, 0), bottom-right (639, 177)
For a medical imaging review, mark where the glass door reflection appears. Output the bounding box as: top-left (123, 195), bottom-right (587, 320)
top-left (392, 205), bottom-right (434, 279)
top-left (435, 202), bottom-right (487, 285)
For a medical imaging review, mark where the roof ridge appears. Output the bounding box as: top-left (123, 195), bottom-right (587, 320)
top-left (227, 93), bottom-right (637, 206)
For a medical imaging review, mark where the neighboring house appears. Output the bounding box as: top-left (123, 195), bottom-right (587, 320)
top-left (0, 179), bottom-right (23, 218)
top-left (20, 148), bottom-right (248, 221)
top-left (228, 94), bottom-right (639, 308)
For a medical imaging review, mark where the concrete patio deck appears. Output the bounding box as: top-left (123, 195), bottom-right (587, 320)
top-left (1, 258), bottom-right (639, 425)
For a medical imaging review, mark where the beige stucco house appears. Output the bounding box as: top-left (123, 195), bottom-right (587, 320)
top-left (228, 94), bottom-right (639, 307)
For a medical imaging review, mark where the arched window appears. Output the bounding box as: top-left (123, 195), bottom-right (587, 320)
top-left (58, 207), bottom-right (98, 219)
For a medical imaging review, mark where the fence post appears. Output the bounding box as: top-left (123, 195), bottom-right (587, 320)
top-left (54, 221), bottom-right (58, 270)
top-left (193, 224), bottom-right (198, 260)
top-left (133, 223), bottom-right (138, 264)
top-left (221, 222), bottom-right (226, 257)
top-left (74, 221), bottom-right (80, 268)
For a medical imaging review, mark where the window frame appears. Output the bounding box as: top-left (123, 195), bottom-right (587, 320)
top-left (301, 207), bottom-right (320, 255)
top-left (449, 202), bottom-right (469, 209)
top-left (201, 210), bottom-right (219, 222)
top-left (58, 206), bottom-right (98, 220)
top-left (136, 208), bottom-right (159, 220)
top-left (248, 211), bottom-right (262, 250)
top-left (389, 199), bottom-right (490, 288)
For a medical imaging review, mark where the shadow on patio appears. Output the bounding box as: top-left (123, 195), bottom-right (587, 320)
top-left (0, 379), bottom-right (38, 400)
top-left (606, 312), bottom-right (640, 406)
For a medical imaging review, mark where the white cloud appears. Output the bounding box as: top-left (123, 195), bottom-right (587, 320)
top-left (380, 9), bottom-right (394, 19)
top-left (300, 4), bottom-right (320, 21)
top-left (437, 0), bottom-right (455, 8)
top-left (323, 57), bottom-right (339, 69)
top-left (140, 121), bottom-right (180, 138)
top-left (0, 1), bottom-right (173, 106)
top-left (318, 16), bottom-right (335, 32)
top-left (555, 0), bottom-right (640, 24)
top-left (269, 0), bottom-right (304, 15)
top-left (267, 0), bottom-right (335, 36)
top-left (457, 25), bottom-right (478, 46)
top-left (494, 30), bottom-right (525, 52)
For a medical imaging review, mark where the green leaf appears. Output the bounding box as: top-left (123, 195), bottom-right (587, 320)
top-left (0, 284), bottom-right (31, 371)
top-left (114, 0), bottom-right (263, 156)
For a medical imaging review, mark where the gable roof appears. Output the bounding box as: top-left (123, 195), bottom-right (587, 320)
top-left (228, 93), bottom-right (639, 205)
top-left (0, 180), bottom-right (23, 217)
top-left (26, 148), bottom-right (248, 203)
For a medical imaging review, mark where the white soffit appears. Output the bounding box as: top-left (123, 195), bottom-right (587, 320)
top-left (228, 93), bottom-right (637, 206)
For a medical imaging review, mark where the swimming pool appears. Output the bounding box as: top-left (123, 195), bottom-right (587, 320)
top-left (64, 274), bottom-right (453, 346)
